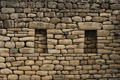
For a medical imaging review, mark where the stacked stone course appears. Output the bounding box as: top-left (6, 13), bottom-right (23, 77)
top-left (0, 0), bottom-right (120, 80)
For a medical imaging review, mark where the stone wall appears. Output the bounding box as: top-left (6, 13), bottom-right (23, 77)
top-left (0, 0), bottom-right (120, 80)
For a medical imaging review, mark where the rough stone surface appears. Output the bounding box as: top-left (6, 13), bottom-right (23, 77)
top-left (1, 69), bottom-right (12, 74)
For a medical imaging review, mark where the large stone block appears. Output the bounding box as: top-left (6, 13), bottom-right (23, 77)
top-left (97, 30), bottom-right (110, 36)
top-left (78, 22), bottom-right (102, 30)
top-left (19, 37), bottom-right (34, 41)
top-left (1, 68), bottom-right (12, 74)
top-left (48, 49), bottom-right (60, 54)
top-left (5, 42), bottom-right (15, 48)
top-left (92, 17), bottom-right (107, 22)
top-left (8, 75), bottom-right (18, 80)
top-left (48, 2), bottom-right (57, 9)
top-left (0, 63), bottom-right (6, 68)
top-left (29, 22), bottom-right (55, 29)
top-left (59, 39), bottom-right (72, 45)
top-left (36, 71), bottom-right (48, 76)
top-left (19, 75), bottom-right (30, 80)
top-left (1, 8), bottom-right (15, 13)
top-left (0, 57), bottom-right (5, 63)
top-left (110, 4), bottom-right (120, 10)
top-left (0, 48), bottom-right (9, 53)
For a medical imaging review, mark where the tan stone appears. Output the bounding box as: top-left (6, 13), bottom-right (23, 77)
top-left (26, 42), bottom-right (34, 47)
top-left (83, 65), bottom-right (92, 70)
top-left (8, 75), bottom-right (18, 80)
top-left (74, 49), bottom-right (84, 53)
top-left (92, 17), bottom-right (107, 22)
top-left (0, 63), bottom-right (6, 68)
top-left (47, 39), bottom-right (57, 45)
top-left (1, 68), bottom-right (12, 74)
top-left (61, 17), bottom-right (72, 23)
top-left (0, 48), bottom-right (9, 53)
top-left (18, 66), bottom-right (31, 71)
top-left (72, 31), bottom-right (84, 35)
top-left (16, 42), bottom-right (25, 48)
top-left (25, 71), bottom-right (35, 75)
top-left (55, 45), bottom-right (65, 49)
top-left (36, 71), bottom-right (48, 76)
top-left (19, 48), bottom-right (34, 54)
top-left (0, 29), bottom-right (6, 35)
top-left (41, 64), bottom-right (54, 70)
top-left (6, 57), bottom-right (15, 62)
top-left (60, 61), bottom-right (69, 66)
top-left (56, 23), bottom-right (66, 29)
top-left (14, 71), bottom-right (24, 75)
top-left (12, 61), bottom-right (24, 67)
top-left (32, 66), bottom-right (39, 71)
top-left (16, 57), bottom-right (27, 61)
top-left (42, 76), bottom-right (52, 80)
top-left (25, 60), bottom-right (34, 66)
top-left (48, 49), bottom-right (60, 54)
top-left (0, 57), bottom-right (5, 63)
top-left (97, 30), bottom-right (110, 36)
top-left (59, 39), bottom-right (72, 45)
top-left (55, 65), bottom-right (63, 70)
top-left (64, 66), bottom-right (75, 70)
top-left (73, 38), bottom-right (84, 43)
top-left (0, 36), bottom-right (10, 41)
top-left (70, 60), bottom-right (79, 66)
top-left (29, 22), bottom-right (55, 29)
top-left (110, 54), bottom-right (120, 60)
top-left (10, 13), bottom-right (18, 19)
top-left (19, 75), bottom-right (30, 80)
top-left (5, 42), bottom-right (15, 48)
top-left (85, 16), bottom-right (92, 21)
top-left (4, 20), bottom-right (14, 28)
top-left (31, 75), bottom-right (41, 80)
top-left (0, 41), bottom-right (4, 48)
top-left (19, 37), bottom-right (34, 41)
top-left (103, 25), bottom-right (114, 30)
top-left (78, 22), bottom-right (102, 30)
top-left (55, 35), bottom-right (65, 39)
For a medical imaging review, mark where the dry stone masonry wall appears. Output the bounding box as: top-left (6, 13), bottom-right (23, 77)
top-left (0, 0), bottom-right (120, 80)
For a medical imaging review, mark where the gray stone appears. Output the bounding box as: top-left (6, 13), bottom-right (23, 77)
top-left (0, 14), bottom-right (9, 20)
top-left (58, 3), bottom-right (65, 9)
top-left (29, 22), bottom-right (55, 29)
top-left (7, 2), bottom-right (19, 7)
top-left (0, 29), bottom-right (6, 35)
top-left (36, 2), bottom-right (44, 8)
top-left (10, 49), bottom-right (18, 54)
top-left (0, 21), bottom-right (3, 28)
top-left (12, 61), bottom-right (24, 67)
top-left (1, 8), bottom-right (15, 13)
top-left (110, 4), bottom-right (120, 10)
top-left (10, 13), bottom-right (18, 19)
top-left (48, 2), bottom-right (57, 8)
top-left (78, 22), bottom-right (102, 30)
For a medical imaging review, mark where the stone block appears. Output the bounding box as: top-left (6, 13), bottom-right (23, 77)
top-left (73, 38), bottom-right (84, 43)
top-left (1, 68), bottom-right (12, 74)
top-left (64, 66), bottom-right (75, 70)
top-left (42, 76), bottom-right (52, 80)
top-left (59, 39), bottom-right (72, 45)
top-left (47, 39), bottom-right (57, 45)
top-left (4, 20), bottom-right (14, 28)
top-left (83, 65), bottom-right (92, 70)
top-left (19, 48), bottom-right (34, 54)
top-left (48, 2), bottom-right (57, 9)
top-left (8, 75), bottom-right (18, 80)
top-left (19, 37), bottom-right (34, 41)
top-left (55, 65), bottom-right (63, 70)
top-left (6, 57), bottom-right (15, 62)
top-left (92, 17), bottom-right (107, 22)
top-left (74, 49), bottom-right (84, 53)
top-left (36, 71), bottom-right (48, 76)
top-left (110, 4), bottom-right (120, 10)
top-left (48, 49), bottom-right (60, 54)
top-left (70, 60), bottom-right (79, 66)
top-left (0, 48), bottom-right (9, 53)
top-left (0, 29), bottom-right (6, 35)
top-left (110, 54), bottom-right (120, 60)
top-left (16, 42), bottom-right (25, 48)
top-left (1, 8), bottom-right (15, 13)
top-left (56, 23), bottom-right (66, 29)
top-left (97, 30), bottom-right (110, 36)
top-left (0, 57), bottom-right (5, 63)
top-left (29, 22), bottom-right (55, 29)
top-left (61, 17), bottom-right (72, 23)
top-left (26, 42), bottom-right (34, 47)
top-left (19, 75), bottom-right (30, 80)
top-left (12, 61), bottom-right (24, 67)
top-left (0, 21), bottom-right (3, 28)
top-left (0, 63), bottom-right (6, 68)
top-left (50, 18), bottom-right (60, 24)
top-left (78, 22), bottom-right (102, 30)
top-left (5, 42), bottom-right (15, 48)
top-left (25, 60), bottom-right (34, 66)
top-left (55, 45), bottom-right (65, 49)
top-left (103, 25), bottom-right (114, 30)
top-left (31, 75), bottom-right (41, 80)
top-left (53, 75), bottom-right (64, 80)
top-left (36, 2), bottom-right (44, 8)
top-left (41, 64), bottom-right (54, 70)
top-left (72, 16), bottom-right (82, 22)
top-left (67, 24), bottom-right (77, 29)
top-left (18, 66), bottom-right (31, 71)
top-left (0, 41), bottom-right (4, 48)
top-left (10, 13), bottom-right (18, 19)
top-left (7, 1), bottom-right (19, 7)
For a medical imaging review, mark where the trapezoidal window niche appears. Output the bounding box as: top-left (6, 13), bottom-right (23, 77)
top-left (85, 30), bottom-right (97, 53)
top-left (35, 29), bottom-right (47, 53)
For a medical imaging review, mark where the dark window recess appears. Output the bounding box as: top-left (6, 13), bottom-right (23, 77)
top-left (85, 30), bottom-right (97, 53)
top-left (35, 29), bottom-right (47, 53)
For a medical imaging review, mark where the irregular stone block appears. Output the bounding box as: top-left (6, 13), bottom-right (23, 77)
top-left (61, 17), bottom-right (72, 23)
top-left (26, 42), bottom-right (34, 47)
top-left (25, 60), bottom-right (34, 66)
top-left (110, 54), bottom-right (120, 60)
top-left (0, 48), bottom-right (9, 53)
top-left (59, 39), bottom-right (72, 45)
top-left (64, 66), bottom-right (75, 70)
top-left (47, 39), bottom-right (57, 45)
top-left (110, 4), bottom-right (120, 10)
top-left (36, 2), bottom-right (44, 8)
top-left (50, 18), bottom-right (60, 24)
top-left (5, 42), bottom-right (15, 48)
top-left (7, 1), bottom-right (19, 7)
top-left (36, 71), bottom-right (48, 76)
top-left (73, 38), bottom-right (84, 43)
top-left (55, 65), bottom-right (63, 70)
top-left (19, 37), bottom-right (34, 41)
top-left (18, 66), bottom-right (31, 71)
top-left (103, 25), bottom-right (114, 30)
top-left (10, 49), bottom-right (18, 54)
top-left (0, 41), bottom-right (4, 48)
top-left (48, 2), bottom-right (57, 8)
top-left (6, 57), bottom-right (15, 62)
top-left (56, 23), bottom-right (66, 29)
top-left (12, 61), bottom-right (24, 67)
top-left (92, 17), bottom-right (107, 22)
top-left (31, 75), bottom-right (41, 80)
top-left (0, 21), bottom-right (3, 28)
top-left (0, 29), bottom-right (6, 35)
top-left (78, 22), bottom-right (102, 30)
top-left (48, 49), bottom-right (60, 54)
top-left (10, 13), bottom-right (18, 19)
top-left (19, 75), bottom-right (30, 80)
top-left (29, 22), bottom-right (55, 29)
top-left (1, 8), bottom-right (15, 13)
top-left (0, 57), bottom-right (5, 63)
top-left (72, 16), bottom-right (82, 22)
top-left (97, 30), bottom-right (110, 36)
top-left (8, 75), bottom-right (18, 80)
top-left (42, 76), bottom-right (52, 80)
top-left (19, 48), bottom-right (34, 54)
top-left (0, 63), bottom-right (6, 68)
top-left (74, 49), bottom-right (84, 53)
top-left (4, 20), bottom-right (14, 28)
top-left (0, 14), bottom-right (9, 20)
top-left (16, 42), bottom-right (24, 48)
top-left (1, 68), bottom-right (12, 74)
top-left (41, 64), bottom-right (54, 70)
top-left (55, 45), bottom-right (65, 49)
